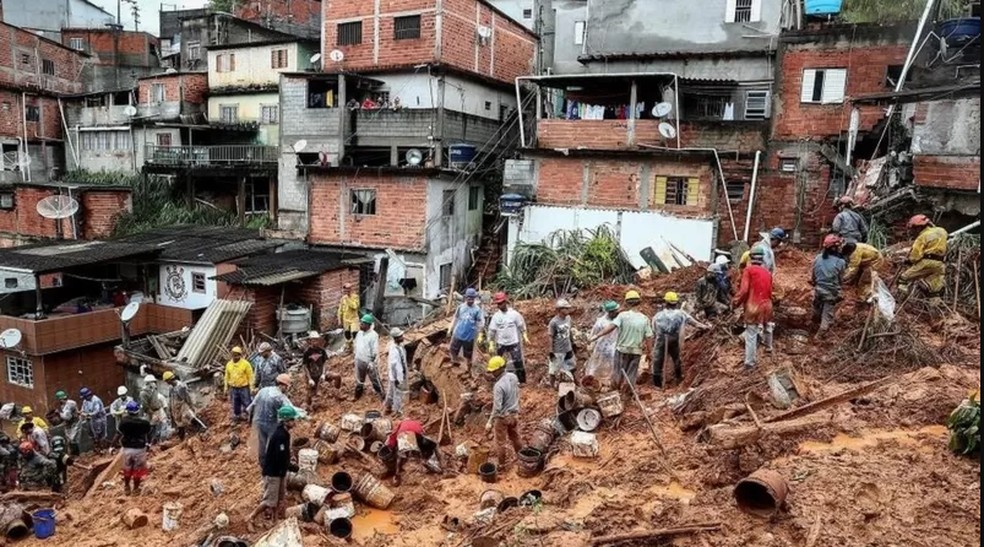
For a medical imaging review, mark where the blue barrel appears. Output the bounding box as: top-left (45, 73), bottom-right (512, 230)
top-left (448, 144), bottom-right (477, 167)
top-left (938, 18), bottom-right (981, 45)
top-left (499, 193), bottom-right (526, 215)
top-left (804, 0), bottom-right (843, 15)
top-left (32, 508), bottom-right (56, 539)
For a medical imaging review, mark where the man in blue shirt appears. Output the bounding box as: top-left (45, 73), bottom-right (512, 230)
top-left (448, 288), bottom-right (485, 369)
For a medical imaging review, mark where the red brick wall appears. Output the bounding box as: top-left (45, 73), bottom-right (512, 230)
top-left (60, 30), bottom-right (158, 68)
top-left (235, 0), bottom-right (321, 30)
top-left (308, 172), bottom-right (429, 251)
top-left (536, 120), bottom-right (767, 151)
top-left (42, 343), bottom-right (123, 412)
top-left (441, 0), bottom-right (535, 83)
top-left (235, 268), bottom-right (361, 336)
top-left (912, 155), bottom-right (981, 191)
top-left (0, 91), bottom-right (63, 141)
top-left (0, 185), bottom-right (132, 240)
top-left (137, 72), bottom-right (208, 104)
top-left (0, 23), bottom-right (85, 95)
top-left (79, 190), bottom-right (132, 238)
top-left (774, 44), bottom-right (907, 139)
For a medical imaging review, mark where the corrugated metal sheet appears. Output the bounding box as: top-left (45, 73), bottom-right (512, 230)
top-left (176, 299), bottom-right (252, 369)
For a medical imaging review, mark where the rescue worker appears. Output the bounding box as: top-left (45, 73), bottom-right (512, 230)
top-left (651, 292), bottom-right (709, 388)
top-left (337, 283), bottom-right (361, 350)
top-left (353, 315), bottom-right (384, 401)
top-left (54, 390), bottom-right (81, 454)
top-left (695, 265), bottom-right (728, 318)
top-left (80, 387), bottom-right (108, 451)
top-left (841, 241), bottom-right (884, 302)
top-left (248, 406), bottom-right (301, 528)
top-left (448, 287), bottom-right (485, 368)
top-left (117, 401), bottom-right (152, 495)
top-left (899, 214), bottom-right (948, 297)
top-left (488, 292), bottom-right (529, 384)
top-left (139, 375), bottom-right (165, 443)
top-left (49, 435), bottom-right (73, 493)
top-left (224, 347), bottom-right (254, 422)
top-left (589, 290), bottom-right (654, 391)
top-left (164, 371), bottom-right (195, 440)
top-left (109, 386), bottom-right (133, 425)
top-left (15, 406), bottom-right (48, 433)
top-left (302, 331), bottom-right (336, 409)
top-left (17, 442), bottom-right (57, 491)
top-left (810, 234), bottom-right (847, 335)
top-left (484, 356), bottom-right (523, 466)
top-left (247, 374), bottom-right (294, 468)
top-left (733, 248), bottom-right (774, 369)
top-left (832, 196), bottom-right (869, 243)
top-left (385, 328), bottom-right (408, 417)
top-left (547, 299), bottom-right (576, 384)
top-left (739, 227), bottom-right (787, 274)
top-left (253, 343), bottom-right (285, 389)
top-left (713, 255), bottom-right (733, 303)
top-left (0, 434), bottom-right (18, 491)
top-left (382, 419), bottom-right (425, 487)
top-left (19, 421), bottom-right (49, 456)
top-left (585, 301), bottom-right (619, 385)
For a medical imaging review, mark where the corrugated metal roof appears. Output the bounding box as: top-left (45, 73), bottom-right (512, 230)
top-left (176, 299), bottom-right (252, 369)
top-left (115, 226), bottom-right (283, 264)
top-left (212, 249), bottom-right (369, 286)
top-left (0, 240), bottom-right (160, 274)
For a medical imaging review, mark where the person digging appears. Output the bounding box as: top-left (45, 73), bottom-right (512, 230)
top-left (164, 371), bottom-right (196, 440)
top-left (302, 331), bottom-right (333, 409)
top-left (651, 292), bottom-right (709, 388)
top-left (247, 405), bottom-right (301, 531)
top-left (353, 315), bottom-right (385, 402)
top-left (484, 356), bottom-right (523, 468)
top-left (381, 418), bottom-right (426, 487)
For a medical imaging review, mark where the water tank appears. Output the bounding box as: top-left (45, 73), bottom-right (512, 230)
top-left (938, 18), bottom-right (981, 47)
top-left (804, 0), bottom-right (843, 15)
top-left (499, 193), bottom-right (527, 216)
top-left (278, 306), bottom-right (312, 334)
top-left (448, 144), bottom-right (477, 169)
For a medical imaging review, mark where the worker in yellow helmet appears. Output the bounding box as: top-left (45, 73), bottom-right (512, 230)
top-left (651, 292), bottom-right (709, 388)
top-left (841, 241), bottom-right (884, 302)
top-left (589, 289), bottom-right (654, 391)
top-left (484, 356), bottom-right (523, 466)
top-left (15, 406), bottom-right (49, 434)
top-left (899, 214), bottom-right (948, 296)
top-left (224, 346), bottom-right (254, 423)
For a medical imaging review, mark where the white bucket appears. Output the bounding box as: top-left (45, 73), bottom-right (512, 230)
top-left (596, 392), bottom-right (624, 418)
top-left (162, 502), bottom-right (183, 531)
top-left (340, 413), bottom-right (364, 432)
top-left (302, 484), bottom-right (331, 506)
top-left (298, 448), bottom-right (319, 473)
top-left (570, 431), bottom-right (599, 458)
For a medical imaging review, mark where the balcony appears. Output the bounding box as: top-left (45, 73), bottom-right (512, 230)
top-left (74, 105), bottom-right (133, 127)
top-left (144, 145), bottom-right (280, 168)
top-left (137, 101), bottom-right (205, 123)
top-left (349, 109), bottom-right (506, 149)
top-left (535, 119), bottom-right (768, 152)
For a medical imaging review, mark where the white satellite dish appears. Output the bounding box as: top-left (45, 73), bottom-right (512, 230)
top-left (123, 105), bottom-right (138, 117)
top-left (120, 301), bottom-right (140, 323)
top-left (310, 53), bottom-right (322, 65)
top-left (658, 122), bottom-right (677, 139)
top-left (405, 148), bottom-right (423, 166)
top-left (329, 49), bottom-right (344, 62)
top-left (477, 26), bottom-right (492, 39)
top-left (652, 102), bottom-right (672, 118)
top-left (36, 195), bottom-right (80, 219)
top-left (293, 139), bottom-right (308, 153)
top-left (0, 328), bottom-right (22, 349)
top-left (165, 67), bottom-right (178, 74)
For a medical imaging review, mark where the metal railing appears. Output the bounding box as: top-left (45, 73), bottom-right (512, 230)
top-left (144, 144), bottom-right (279, 166)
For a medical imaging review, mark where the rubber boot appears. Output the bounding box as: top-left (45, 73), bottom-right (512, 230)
top-left (354, 384), bottom-right (364, 401)
top-left (124, 478), bottom-right (132, 496)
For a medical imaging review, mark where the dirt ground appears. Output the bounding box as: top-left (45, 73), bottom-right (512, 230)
top-left (17, 247), bottom-right (981, 547)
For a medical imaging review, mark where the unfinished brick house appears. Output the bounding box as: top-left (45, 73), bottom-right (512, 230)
top-left (60, 28), bottom-right (161, 92)
top-left (0, 181), bottom-right (132, 246)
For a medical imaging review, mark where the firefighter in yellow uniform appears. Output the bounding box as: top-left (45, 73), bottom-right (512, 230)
top-left (337, 283), bottom-right (361, 349)
top-left (841, 241), bottom-right (884, 301)
top-left (899, 214), bottom-right (948, 295)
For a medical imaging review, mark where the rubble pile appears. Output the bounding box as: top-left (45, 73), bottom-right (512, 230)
top-left (16, 248), bottom-right (981, 547)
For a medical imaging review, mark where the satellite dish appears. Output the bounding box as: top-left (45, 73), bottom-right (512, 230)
top-left (36, 195), bottom-right (80, 219)
top-left (329, 49), bottom-right (344, 62)
top-left (310, 53), bottom-right (322, 65)
top-left (0, 328), bottom-right (22, 349)
top-left (165, 67), bottom-right (178, 74)
top-left (293, 140), bottom-right (308, 153)
top-left (405, 148), bottom-right (423, 166)
top-left (123, 105), bottom-right (138, 117)
top-left (120, 301), bottom-right (140, 323)
top-left (658, 122), bottom-right (677, 139)
top-left (652, 102), bottom-right (672, 118)
top-left (477, 26), bottom-right (492, 39)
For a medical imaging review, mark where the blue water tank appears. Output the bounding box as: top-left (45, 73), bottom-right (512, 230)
top-left (805, 0), bottom-right (843, 15)
top-left (448, 144), bottom-right (477, 168)
top-left (499, 193), bottom-right (527, 216)
top-left (938, 18), bottom-right (981, 46)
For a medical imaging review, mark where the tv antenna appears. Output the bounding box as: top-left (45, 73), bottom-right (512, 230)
top-left (310, 53), bottom-right (322, 70)
top-left (36, 195), bottom-right (80, 219)
top-left (658, 122), bottom-right (677, 140)
top-left (123, 105), bottom-right (137, 117)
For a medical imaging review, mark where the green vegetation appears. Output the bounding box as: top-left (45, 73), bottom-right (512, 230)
top-left (208, 0), bottom-right (236, 13)
top-left (947, 395), bottom-right (980, 456)
top-left (842, 0), bottom-right (967, 24)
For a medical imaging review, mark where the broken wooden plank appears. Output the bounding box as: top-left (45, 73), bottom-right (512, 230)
top-left (84, 452), bottom-right (123, 498)
top-left (763, 376), bottom-right (894, 424)
top-left (149, 335), bottom-right (171, 360)
top-left (703, 414), bottom-right (830, 450)
top-left (591, 523), bottom-right (722, 546)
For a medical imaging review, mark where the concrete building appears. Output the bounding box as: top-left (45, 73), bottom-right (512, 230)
top-left (0, 181), bottom-right (131, 246)
top-left (61, 28), bottom-right (161, 92)
top-left (231, 0), bottom-right (322, 40)
top-left (157, 9), bottom-right (295, 72)
top-left (0, 0), bottom-right (113, 41)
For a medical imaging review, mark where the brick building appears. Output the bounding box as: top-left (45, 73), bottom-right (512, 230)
top-left (233, 0), bottom-right (322, 39)
top-left (0, 182), bottom-right (132, 246)
top-left (61, 28), bottom-right (161, 92)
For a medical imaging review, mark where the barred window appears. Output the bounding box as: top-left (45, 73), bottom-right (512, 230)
top-left (338, 22), bottom-right (363, 46)
top-left (7, 356), bottom-right (34, 389)
top-left (394, 15), bottom-right (421, 40)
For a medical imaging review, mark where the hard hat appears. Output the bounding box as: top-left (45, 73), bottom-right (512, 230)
top-left (162, 371), bottom-right (176, 382)
top-left (144, 374), bottom-right (157, 383)
top-left (822, 234), bottom-right (843, 249)
top-left (707, 264), bottom-right (718, 273)
top-left (715, 255), bottom-right (730, 267)
top-left (343, 283), bottom-right (352, 289)
top-left (307, 330), bottom-right (321, 339)
top-left (465, 287), bottom-right (478, 298)
top-left (54, 390), bottom-right (67, 401)
top-left (769, 227), bottom-right (788, 241)
top-left (80, 387), bottom-right (92, 399)
top-left (555, 298), bottom-right (572, 309)
top-left (391, 327), bottom-right (405, 338)
top-left (493, 291), bottom-right (508, 304)
top-left (21, 406), bottom-right (33, 414)
top-left (908, 214), bottom-right (931, 228)
top-left (603, 300), bottom-right (620, 312)
top-left (125, 401), bottom-right (140, 414)
top-left (277, 405), bottom-right (300, 421)
top-left (258, 342), bottom-right (272, 352)
top-left (275, 373), bottom-right (291, 386)
top-left (231, 346), bottom-right (243, 354)
top-left (664, 292), bottom-right (680, 304)
top-left (117, 386), bottom-right (128, 396)
top-left (18, 441), bottom-right (33, 455)
top-left (749, 245), bottom-right (766, 258)
top-left (624, 290), bottom-right (641, 302)
top-left (486, 356), bottom-right (506, 373)
top-left (360, 314), bottom-right (375, 324)
top-left (837, 195), bottom-right (854, 206)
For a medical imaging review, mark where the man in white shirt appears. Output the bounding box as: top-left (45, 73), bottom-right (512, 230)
top-left (385, 328), bottom-right (408, 416)
top-left (487, 292), bottom-right (528, 384)
top-left (353, 314), bottom-right (384, 401)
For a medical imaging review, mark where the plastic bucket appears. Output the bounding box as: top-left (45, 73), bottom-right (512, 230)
top-left (479, 489), bottom-right (504, 510)
top-left (162, 502), bottom-right (182, 532)
top-left (497, 497), bottom-right (519, 513)
top-left (516, 447), bottom-right (543, 478)
top-left (479, 462), bottom-right (498, 483)
top-left (576, 408), bottom-right (602, 432)
top-left (353, 474), bottom-right (396, 509)
top-left (396, 431), bottom-right (420, 455)
top-left (328, 517), bottom-right (353, 539)
top-left (302, 484), bottom-right (331, 506)
top-left (315, 422), bottom-right (341, 443)
top-left (31, 509), bottom-right (55, 539)
top-left (377, 444), bottom-right (396, 463)
top-left (331, 471), bottom-right (353, 493)
top-left (519, 490), bottom-right (543, 507)
top-left (298, 448), bottom-right (319, 473)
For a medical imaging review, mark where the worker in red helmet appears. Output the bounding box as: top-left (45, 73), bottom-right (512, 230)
top-left (17, 440), bottom-right (58, 491)
top-left (899, 214), bottom-right (948, 297)
top-left (487, 292), bottom-right (528, 384)
top-left (809, 234), bottom-right (847, 335)
top-left (832, 195), bottom-right (869, 244)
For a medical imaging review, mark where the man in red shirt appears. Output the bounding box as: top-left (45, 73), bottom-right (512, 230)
top-left (383, 420), bottom-right (439, 486)
top-left (733, 248), bottom-right (774, 369)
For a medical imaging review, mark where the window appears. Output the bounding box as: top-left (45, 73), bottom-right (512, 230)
top-left (484, 101), bottom-right (492, 111)
top-left (337, 21), bottom-right (363, 45)
top-left (442, 189), bottom-right (455, 216)
top-left (801, 68), bottom-right (847, 104)
top-left (80, 131), bottom-right (131, 151)
top-left (25, 106), bottom-right (40, 122)
top-left (42, 59), bottom-right (54, 75)
top-left (4, 278), bottom-right (17, 289)
top-left (683, 94), bottom-right (728, 120)
top-left (0, 192), bottom-right (13, 209)
top-left (394, 15), bottom-right (421, 40)
top-left (468, 186), bottom-right (481, 211)
top-left (219, 105), bottom-right (239, 123)
top-left (6, 356), bottom-right (34, 389)
top-left (217, 53), bottom-right (236, 73)
top-left (726, 0), bottom-right (761, 23)
top-left (19, 53), bottom-right (31, 66)
top-left (69, 37), bottom-right (85, 51)
top-left (439, 263), bottom-right (452, 291)
top-left (189, 272), bottom-right (206, 294)
top-left (350, 189), bottom-right (377, 215)
top-left (151, 83), bottom-right (166, 103)
top-left (271, 48), bottom-right (288, 69)
top-left (261, 105), bottom-right (279, 124)
top-left (247, 180), bottom-right (270, 214)
top-left (523, 8), bottom-right (532, 18)
top-left (574, 21), bottom-right (586, 45)
top-left (779, 157), bottom-right (799, 172)
top-left (654, 176), bottom-right (700, 206)
top-left (187, 41), bottom-right (201, 60)
top-left (885, 65), bottom-right (912, 88)
top-left (156, 132), bottom-right (172, 146)
top-left (726, 181), bottom-right (745, 202)
top-left (307, 80), bottom-right (338, 108)
top-left (744, 90), bottom-right (770, 119)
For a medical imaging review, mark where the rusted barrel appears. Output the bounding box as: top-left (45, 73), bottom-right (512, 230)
top-left (360, 418), bottom-right (394, 442)
top-left (516, 447), bottom-right (543, 478)
top-left (734, 469), bottom-right (789, 518)
top-left (353, 474), bottom-right (396, 509)
top-left (479, 462), bottom-right (498, 483)
top-left (331, 471), bottom-right (353, 494)
top-left (315, 422), bottom-right (341, 443)
top-left (529, 419), bottom-right (557, 453)
top-left (328, 517), bottom-right (353, 539)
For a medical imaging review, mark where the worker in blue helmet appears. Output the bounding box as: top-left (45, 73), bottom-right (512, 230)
top-left (80, 387), bottom-right (108, 452)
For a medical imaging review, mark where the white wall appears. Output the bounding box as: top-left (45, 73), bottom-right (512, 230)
top-left (373, 73), bottom-right (518, 120)
top-left (208, 42), bottom-right (317, 88)
top-left (157, 263), bottom-right (218, 310)
top-left (507, 205), bottom-right (715, 269)
top-left (2, 0), bottom-right (113, 34)
top-left (423, 180), bottom-right (484, 298)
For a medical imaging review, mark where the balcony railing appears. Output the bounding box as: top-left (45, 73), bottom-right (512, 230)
top-left (144, 145), bottom-right (279, 167)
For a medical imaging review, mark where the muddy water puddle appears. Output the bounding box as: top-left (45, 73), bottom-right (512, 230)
top-left (799, 425), bottom-right (947, 453)
top-left (350, 508), bottom-right (400, 540)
